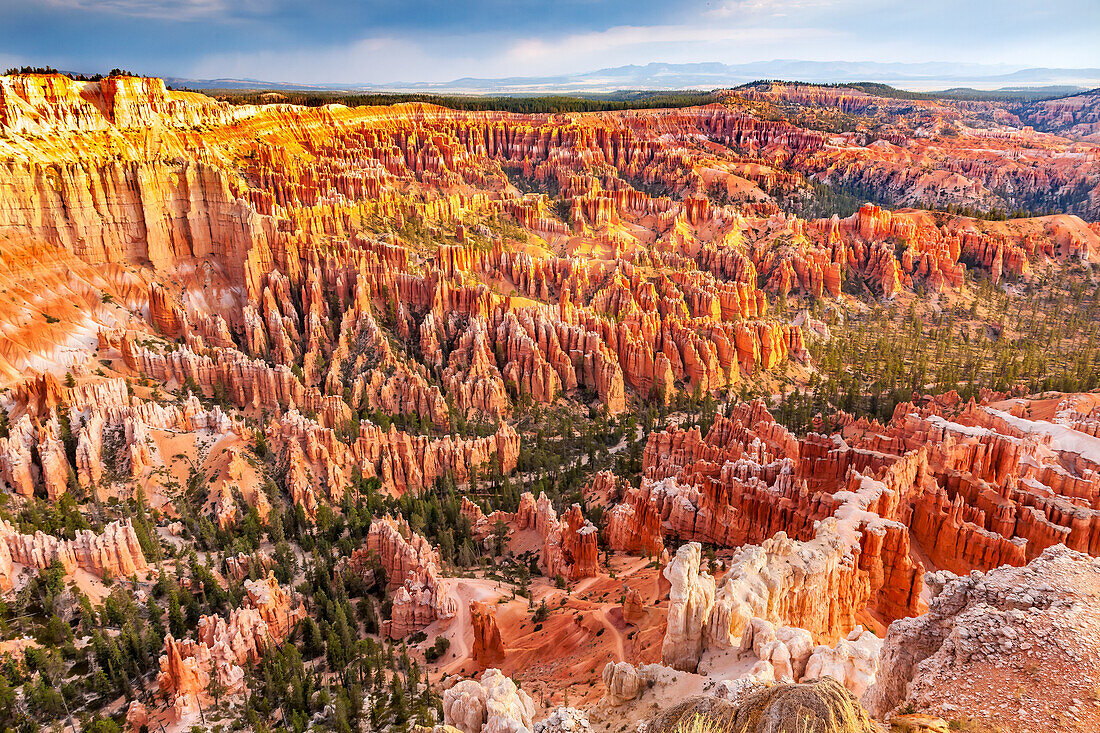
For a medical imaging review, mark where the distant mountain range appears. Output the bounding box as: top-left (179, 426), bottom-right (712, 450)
top-left (164, 61), bottom-right (1100, 95)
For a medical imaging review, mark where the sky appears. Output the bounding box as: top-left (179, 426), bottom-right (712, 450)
top-left (2, 0), bottom-right (1098, 85)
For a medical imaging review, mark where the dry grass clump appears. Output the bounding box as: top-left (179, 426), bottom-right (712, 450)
top-left (660, 679), bottom-right (881, 733)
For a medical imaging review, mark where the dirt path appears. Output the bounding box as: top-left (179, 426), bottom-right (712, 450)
top-left (590, 604), bottom-right (626, 662)
top-left (424, 578), bottom-right (503, 675)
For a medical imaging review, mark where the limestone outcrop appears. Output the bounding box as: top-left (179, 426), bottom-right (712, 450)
top-left (0, 538), bottom-right (13, 593)
top-left (605, 485), bottom-right (665, 559)
top-left (602, 661), bottom-right (661, 705)
top-left (125, 701), bottom-right (148, 733)
top-left (661, 543), bottom-right (716, 672)
top-left (804, 627), bottom-right (882, 699)
top-left (866, 545), bottom-right (1100, 731)
top-left (533, 707), bottom-right (590, 733)
top-left (740, 617), bottom-right (882, 698)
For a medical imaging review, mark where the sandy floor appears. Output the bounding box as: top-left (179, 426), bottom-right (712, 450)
top-left (418, 548), bottom-right (770, 717)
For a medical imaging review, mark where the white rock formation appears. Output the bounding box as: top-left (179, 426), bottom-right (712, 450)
top-left (443, 680), bottom-right (488, 733)
top-left (602, 661), bottom-right (642, 704)
top-left (804, 626), bottom-right (882, 698)
top-left (736, 617), bottom-right (881, 696)
top-left (601, 661), bottom-right (665, 704)
top-left (661, 542), bottom-right (716, 672)
top-left (534, 707), bottom-right (590, 733)
top-left (739, 617), bottom-right (815, 682)
top-left (444, 669), bottom-right (536, 733)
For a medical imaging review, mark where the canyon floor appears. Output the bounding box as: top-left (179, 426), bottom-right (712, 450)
top-left (0, 73), bottom-right (1099, 733)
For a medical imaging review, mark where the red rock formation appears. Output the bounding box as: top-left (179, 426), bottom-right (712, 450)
top-left (521, 492), bottom-right (600, 581)
top-left (559, 504), bottom-right (599, 579)
top-left (225, 551), bottom-right (273, 582)
top-left (0, 414), bottom-right (39, 497)
top-left (125, 701), bottom-right (148, 733)
top-left (148, 283), bottom-right (184, 337)
top-left (642, 400), bottom-right (927, 637)
top-left (4, 71), bottom-right (1100, 733)
top-left (645, 390), bottom-right (1100, 661)
top-left (470, 600), bottom-right (506, 666)
top-left (1, 70), bottom-right (1098, 672)
top-left (0, 73), bottom-right (243, 135)
top-left (0, 518), bottom-right (148, 579)
top-left (266, 408), bottom-right (520, 498)
top-left (7, 76), bottom-right (1024, 468)
top-left (357, 516), bottom-right (458, 638)
top-left (158, 572), bottom-right (304, 718)
top-left (621, 587), bottom-right (646, 624)
top-left (606, 484), bottom-right (666, 559)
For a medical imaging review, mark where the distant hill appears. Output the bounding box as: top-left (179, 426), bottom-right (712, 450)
top-left (164, 61), bottom-right (1100, 95)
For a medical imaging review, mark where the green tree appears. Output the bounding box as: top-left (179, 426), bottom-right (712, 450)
top-left (491, 519), bottom-right (509, 557)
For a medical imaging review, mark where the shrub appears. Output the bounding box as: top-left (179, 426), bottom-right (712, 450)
top-left (425, 636), bottom-right (450, 662)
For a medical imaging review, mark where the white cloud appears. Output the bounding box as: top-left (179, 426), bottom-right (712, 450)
top-left (40, 0), bottom-right (267, 20)
top-left (188, 19), bottom-right (845, 85)
top-left (189, 36), bottom-right (465, 84)
top-left (704, 0), bottom-right (837, 17)
top-left (180, 0), bottom-right (1096, 86)
top-left (505, 23), bottom-right (831, 65)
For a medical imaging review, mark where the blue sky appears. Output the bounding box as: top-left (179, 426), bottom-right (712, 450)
top-left (2, 0), bottom-right (1098, 84)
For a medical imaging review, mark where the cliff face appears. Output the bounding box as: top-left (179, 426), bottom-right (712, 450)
top-left (3, 74), bottom-right (1100, 730)
top-left (2, 74), bottom-right (1091, 450)
top-left (0, 74), bottom-right (248, 135)
top-left (866, 545), bottom-right (1100, 732)
top-left (1017, 90), bottom-right (1100, 142)
top-left (0, 158), bottom-right (275, 280)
